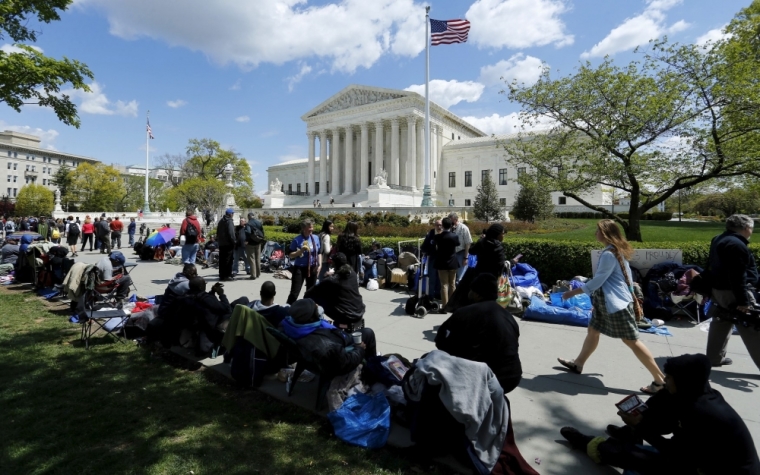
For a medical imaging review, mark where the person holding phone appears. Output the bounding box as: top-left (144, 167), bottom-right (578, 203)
top-left (558, 220), bottom-right (665, 394)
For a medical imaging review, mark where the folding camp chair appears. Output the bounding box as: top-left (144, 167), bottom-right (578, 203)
top-left (120, 262), bottom-right (138, 294)
top-left (265, 327), bottom-right (332, 410)
top-left (654, 281), bottom-right (701, 324)
top-left (78, 267), bottom-right (130, 349)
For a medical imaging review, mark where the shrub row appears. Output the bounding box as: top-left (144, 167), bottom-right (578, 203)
top-left (263, 229), bottom-right (418, 254)
top-left (554, 211), bottom-right (672, 221)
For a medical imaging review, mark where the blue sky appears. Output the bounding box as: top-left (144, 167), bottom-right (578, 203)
top-left (0, 0), bottom-right (747, 194)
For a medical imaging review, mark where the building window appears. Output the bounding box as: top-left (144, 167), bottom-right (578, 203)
top-left (297, 183), bottom-right (301, 193)
top-left (448, 172), bottom-right (456, 188)
top-left (517, 167), bottom-right (526, 177)
top-left (288, 184), bottom-right (292, 192)
top-left (13, 188), bottom-right (17, 197)
top-left (464, 171), bottom-right (472, 187)
top-left (458, 136), bottom-right (461, 140)
top-left (499, 198), bottom-right (507, 206)
top-left (6, 187), bottom-right (10, 195)
top-left (58, 158), bottom-right (61, 164)
top-left (451, 133), bottom-right (454, 139)
top-left (558, 196), bottom-right (567, 205)
top-left (305, 183), bottom-right (309, 194)
top-left (6, 151), bottom-right (10, 157)
top-left (499, 169), bottom-right (507, 185)
top-left (13, 176), bottom-right (16, 182)
top-left (481, 169), bottom-right (490, 183)
top-left (465, 199), bottom-right (471, 206)
top-left (12, 163), bottom-right (16, 170)
top-left (315, 182), bottom-right (319, 195)
top-left (25, 164), bottom-right (29, 171)
top-left (6, 176), bottom-right (10, 182)
top-left (42, 179), bottom-right (46, 185)
top-left (13, 152), bottom-right (17, 158)
top-left (6, 162), bottom-right (10, 169)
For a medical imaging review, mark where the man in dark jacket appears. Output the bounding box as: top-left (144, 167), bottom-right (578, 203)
top-left (280, 298), bottom-right (376, 376)
top-left (435, 273), bottom-right (522, 393)
top-left (560, 354), bottom-right (759, 475)
top-left (433, 217), bottom-right (460, 312)
top-left (420, 218), bottom-right (442, 299)
top-left (704, 214), bottom-right (760, 370)
top-left (233, 217), bottom-right (250, 278)
top-left (245, 212), bottom-right (265, 280)
top-left (96, 217), bottom-right (112, 254)
top-left (183, 276), bottom-right (249, 350)
top-left (157, 264), bottom-right (197, 319)
top-left (216, 208), bottom-right (237, 281)
top-left (305, 252), bottom-right (365, 330)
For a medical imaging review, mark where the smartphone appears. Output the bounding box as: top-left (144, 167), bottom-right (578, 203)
top-left (616, 394), bottom-right (647, 416)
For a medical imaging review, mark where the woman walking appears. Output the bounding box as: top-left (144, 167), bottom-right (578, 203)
top-left (558, 220), bottom-right (665, 394)
top-left (317, 220), bottom-right (334, 282)
top-left (81, 216), bottom-right (95, 252)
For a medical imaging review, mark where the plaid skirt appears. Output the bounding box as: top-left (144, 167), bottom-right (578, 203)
top-left (589, 290), bottom-right (639, 340)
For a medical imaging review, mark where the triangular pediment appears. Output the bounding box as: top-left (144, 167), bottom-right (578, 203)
top-left (302, 85), bottom-right (410, 119)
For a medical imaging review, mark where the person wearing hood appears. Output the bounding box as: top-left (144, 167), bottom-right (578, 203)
top-left (435, 273), bottom-right (522, 394)
top-left (0, 238), bottom-right (20, 275)
top-left (180, 209), bottom-right (202, 265)
top-left (305, 252), bottom-right (365, 331)
top-left (248, 281), bottom-right (289, 327)
top-left (444, 223), bottom-right (507, 312)
top-left (19, 233), bottom-right (34, 254)
top-left (157, 264), bottom-right (197, 319)
top-left (216, 208), bottom-right (237, 281)
top-left (560, 353), bottom-right (760, 475)
top-left (280, 298), bottom-right (376, 377)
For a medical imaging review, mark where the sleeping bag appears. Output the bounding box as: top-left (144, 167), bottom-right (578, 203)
top-left (522, 296), bottom-right (591, 327)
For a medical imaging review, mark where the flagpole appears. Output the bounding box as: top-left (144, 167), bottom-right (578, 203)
top-left (421, 5), bottom-right (433, 207)
top-left (144, 110), bottom-right (151, 213)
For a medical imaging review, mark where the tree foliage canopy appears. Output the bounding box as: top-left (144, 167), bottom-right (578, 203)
top-left (473, 171), bottom-right (505, 222)
top-left (167, 177), bottom-right (227, 213)
top-left (15, 184), bottom-right (53, 216)
top-left (0, 0), bottom-right (94, 127)
top-left (69, 163), bottom-right (122, 211)
top-left (502, 2), bottom-right (760, 241)
top-left (512, 173), bottom-right (553, 223)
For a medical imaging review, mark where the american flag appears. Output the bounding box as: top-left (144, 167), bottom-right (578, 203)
top-left (147, 119), bottom-right (154, 139)
top-left (430, 18), bottom-right (470, 46)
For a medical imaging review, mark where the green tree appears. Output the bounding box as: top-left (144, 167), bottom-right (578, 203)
top-left (473, 171), bottom-right (505, 222)
top-left (115, 175), bottom-right (166, 212)
top-left (512, 173), bottom-right (553, 223)
top-left (166, 177), bottom-right (226, 214)
top-left (15, 184), bottom-right (54, 216)
top-left (69, 163), bottom-right (123, 210)
top-left (0, 0), bottom-right (94, 127)
top-left (185, 138), bottom-right (255, 199)
top-left (48, 165), bottom-right (73, 201)
top-left (503, 3), bottom-right (760, 241)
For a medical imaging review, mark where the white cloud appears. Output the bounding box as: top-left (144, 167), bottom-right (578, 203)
top-left (235, 116), bottom-right (250, 123)
top-left (1, 43), bottom-right (43, 54)
top-left (76, 0), bottom-right (427, 73)
top-left (229, 79), bottom-right (242, 91)
top-left (62, 81), bottom-right (138, 117)
top-left (286, 62), bottom-right (312, 92)
top-left (581, 0), bottom-right (689, 58)
top-left (466, 0), bottom-right (574, 50)
top-left (405, 80), bottom-right (484, 109)
top-left (696, 25), bottom-right (730, 46)
top-left (479, 54), bottom-right (545, 87)
top-left (461, 112), bottom-right (555, 135)
top-left (166, 99), bottom-right (187, 108)
top-left (0, 120), bottom-right (59, 149)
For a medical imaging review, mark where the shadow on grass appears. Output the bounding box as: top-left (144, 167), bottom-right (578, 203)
top-left (0, 291), bottom-right (429, 475)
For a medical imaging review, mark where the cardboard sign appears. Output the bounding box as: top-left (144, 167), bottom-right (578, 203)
top-left (591, 249), bottom-right (682, 277)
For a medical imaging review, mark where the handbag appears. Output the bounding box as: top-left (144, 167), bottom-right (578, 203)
top-left (497, 264), bottom-right (522, 312)
top-left (614, 252), bottom-right (644, 321)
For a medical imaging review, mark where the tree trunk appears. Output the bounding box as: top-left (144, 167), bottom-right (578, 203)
top-left (626, 210), bottom-right (643, 242)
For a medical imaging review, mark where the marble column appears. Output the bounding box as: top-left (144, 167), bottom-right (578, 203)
top-left (331, 128), bottom-right (341, 196)
top-left (436, 125), bottom-right (443, 194)
top-left (374, 121), bottom-right (384, 178)
top-left (416, 120), bottom-right (424, 190)
top-left (406, 116), bottom-right (417, 189)
top-left (343, 125), bottom-right (354, 194)
top-left (390, 118), bottom-right (399, 186)
top-left (360, 122), bottom-right (369, 190)
top-left (430, 124), bottom-right (437, 192)
top-left (319, 130), bottom-right (328, 196)
top-left (307, 131), bottom-right (315, 196)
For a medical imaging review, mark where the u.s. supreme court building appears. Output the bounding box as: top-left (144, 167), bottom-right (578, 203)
top-left (265, 85), bottom-right (606, 209)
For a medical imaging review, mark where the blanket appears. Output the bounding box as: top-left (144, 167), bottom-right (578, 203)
top-left (221, 305), bottom-right (280, 358)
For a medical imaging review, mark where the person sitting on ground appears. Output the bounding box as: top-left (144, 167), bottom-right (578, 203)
top-left (248, 280), bottom-right (290, 327)
top-left (279, 298), bottom-right (376, 376)
top-left (94, 251), bottom-right (133, 299)
top-left (183, 276), bottom-right (250, 350)
top-left (434, 273), bottom-right (523, 394)
top-left (305, 252), bottom-right (366, 331)
top-left (157, 264), bottom-right (197, 319)
top-left (0, 238), bottom-right (20, 275)
top-left (560, 353), bottom-right (760, 475)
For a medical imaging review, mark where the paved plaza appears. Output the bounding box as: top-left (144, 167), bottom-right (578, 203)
top-left (74, 247), bottom-right (760, 474)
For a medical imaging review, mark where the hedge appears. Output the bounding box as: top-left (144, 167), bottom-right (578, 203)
top-left (554, 211), bottom-right (672, 221)
top-left (263, 229), bottom-right (419, 255)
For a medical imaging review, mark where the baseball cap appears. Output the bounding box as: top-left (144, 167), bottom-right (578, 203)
top-left (226, 208), bottom-right (234, 215)
top-left (109, 251), bottom-right (126, 266)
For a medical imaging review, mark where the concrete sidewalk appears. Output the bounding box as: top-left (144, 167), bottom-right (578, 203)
top-left (75, 248), bottom-right (760, 474)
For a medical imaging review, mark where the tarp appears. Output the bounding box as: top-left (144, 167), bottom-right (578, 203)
top-left (522, 296), bottom-right (591, 327)
top-left (510, 263), bottom-right (540, 289)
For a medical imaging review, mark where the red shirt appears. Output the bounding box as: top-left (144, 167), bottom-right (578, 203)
top-left (110, 220), bottom-right (124, 232)
top-left (82, 223), bottom-right (95, 234)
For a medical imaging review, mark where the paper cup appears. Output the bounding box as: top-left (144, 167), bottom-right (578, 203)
top-left (352, 331), bottom-right (362, 344)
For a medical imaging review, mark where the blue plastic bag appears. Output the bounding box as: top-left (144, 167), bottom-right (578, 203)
top-left (523, 296), bottom-right (591, 327)
top-left (328, 392), bottom-right (390, 449)
top-left (510, 263), bottom-right (540, 288)
top-left (550, 292), bottom-right (592, 311)
top-left (468, 254), bottom-right (478, 268)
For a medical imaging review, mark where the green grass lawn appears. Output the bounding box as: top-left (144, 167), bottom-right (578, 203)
top-left (513, 219), bottom-right (738, 242)
top-left (0, 288), bottom-right (425, 475)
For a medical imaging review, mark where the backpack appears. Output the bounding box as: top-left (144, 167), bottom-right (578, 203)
top-left (68, 222), bottom-right (80, 237)
top-left (246, 222), bottom-right (265, 245)
top-left (229, 338), bottom-right (269, 388)
top-left (185, 220), bottom-right (199, 244)
top-left (5, 221), bottom-right (14, 232)
top-left (51, 228), bottom-right (60, 240)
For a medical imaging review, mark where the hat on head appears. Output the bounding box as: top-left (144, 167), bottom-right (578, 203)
top-left (289, 298), bottom-right (319, 324)
top-left (470, 273), bottom-right (499, 301)
top-left (226, 208), bottom-right (234, 215)
top-left (109, 251), bottom-right (126, 266)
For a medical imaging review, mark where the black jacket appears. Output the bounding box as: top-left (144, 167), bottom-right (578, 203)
top-left (297, 327), bottom-right (365, 376)
top-left (235, 225), bottom-right (247, 249)
top-left (708, 231), bottom-right (759, 306)
top-left (244, 218), bottom-right (264, 244)
top-left (216, 215), bottom-right (236, 247)
top-left (188, 291), bottom-right (232, 331)
top-left (469, 237), bottom-right (506, 276)
top-left (96, 220), bottom-right (111, 239)
top-left (435, 300), bottom-right (522, 392)
top-left (433, 231), bottom-right (460, 270)
top-left (305, 269), bottom-right (366, 324)
top-left (634, 354), bottom-right (759, 475)
top-left (421, 228), bottom-right (437, 256)
top-left (337, 233), bottom-right (363, 271)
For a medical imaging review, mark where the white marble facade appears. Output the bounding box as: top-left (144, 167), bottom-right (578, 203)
top-left (265, 84), bottom-right (605, 208)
